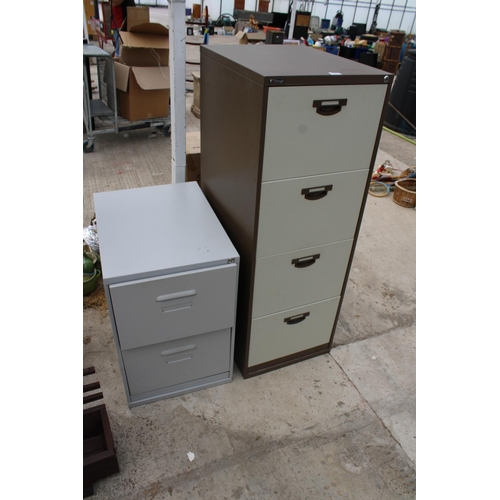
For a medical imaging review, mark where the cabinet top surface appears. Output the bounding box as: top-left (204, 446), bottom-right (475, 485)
top-left (201, 45), bottom-right (392, 86)
top-left (94, 183), bottom-right (239, 281)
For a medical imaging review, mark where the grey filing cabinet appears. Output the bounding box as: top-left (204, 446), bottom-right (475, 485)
top-left (94, 182), bottom-right (239, 407)
top-left (200, 45), bottom-right (392, 379)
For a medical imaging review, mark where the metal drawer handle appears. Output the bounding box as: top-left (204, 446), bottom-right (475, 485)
top-left (284, 312), bottom-right (310, 325)
top-left (161, 344), bottom-right (196, 356)
top-left (291, 254), bottom-right (320, 268)
top-left (301, 185), bottom-right (332, 200)
top-left (313, 99), bottom-right (347, 116)
top-left (156, 290), bottom-right (197, 302)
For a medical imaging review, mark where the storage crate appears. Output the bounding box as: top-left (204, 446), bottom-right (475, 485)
top-left (325, 45), bottom-right (339, 55)
top-left (263, 26), bottom-right (281, 32)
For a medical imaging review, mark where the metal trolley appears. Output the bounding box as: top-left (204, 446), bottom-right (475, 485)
top-left (83, 43), bottom-right (170, 153)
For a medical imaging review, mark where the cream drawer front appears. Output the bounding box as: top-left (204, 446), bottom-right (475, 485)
top-left (262, 84), bottom-right (387, 181)
top-left (252, 239), bottom-right (353, 318)
top-left (256, 170), bottom-right (368, 258)
top-left (110, 263), bottom-right (237, 350)
top-left (248, 298), bottom-right (340, 367)
top-left (122, 328), bottom-right (231, 396)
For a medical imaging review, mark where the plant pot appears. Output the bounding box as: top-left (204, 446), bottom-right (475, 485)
top-left (83, 269), bottom-right (101, 296)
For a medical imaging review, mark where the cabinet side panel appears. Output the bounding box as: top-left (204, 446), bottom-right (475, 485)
top-left (330, 80), bottom-right (394, 346)
top-left (200, 53), bottom-right (265, 376)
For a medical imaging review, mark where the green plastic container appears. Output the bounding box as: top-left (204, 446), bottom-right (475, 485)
top-left (83, 269), bottom-right (101, 296)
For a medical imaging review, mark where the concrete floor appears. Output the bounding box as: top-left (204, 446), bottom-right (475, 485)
top-left (83, 33), bottom-right (416, 500)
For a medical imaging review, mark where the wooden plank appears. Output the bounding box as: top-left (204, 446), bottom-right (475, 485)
top-left (83, 392), bottom-right (104, 405)
top-left (83, 381), bottom-right (101, 393)
top-left (83, 367), bottom-right (96, 377)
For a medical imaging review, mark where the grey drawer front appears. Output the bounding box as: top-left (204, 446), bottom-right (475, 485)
top-left (256, 170), bottom-right (368, 258)
top-left (122, 328), bottom-right (232, 396)
top-left (248, 297), bottom-right (340, 367)
top-left (252, 239), bottom-right (353, 318)
top-left (110, 263), bottom-right (237, 350)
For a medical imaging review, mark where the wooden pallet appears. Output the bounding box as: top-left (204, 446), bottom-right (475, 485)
top-left (83, 367), bottom-right (119, 497)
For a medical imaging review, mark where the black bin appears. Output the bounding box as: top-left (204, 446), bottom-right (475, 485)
top-left (359, 52), bottom-right (378, 67)
top-left (385, 49), bottom-right (416, 136)
top-left (339, 46), bottom-right (356, 59)
top-left (265, 30), bottom-right (285, 44)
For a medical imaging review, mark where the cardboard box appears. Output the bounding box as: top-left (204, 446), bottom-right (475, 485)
top-left (191, 71), bottom-right (201, 118)
top-left (235, 21), bottom-right (251, 33)
top-left (186, 131), bottom-right (201, 184)
top-left (236, 31), bottom-right (248, 44)
top-left (126, 6), bottom-right (150, 31)
top-left (114, 61), bottom-right (170, 121)
top-left (119, 22), bottom-right (169, 67)
top-left (237, 31), bottom-right (266, 44)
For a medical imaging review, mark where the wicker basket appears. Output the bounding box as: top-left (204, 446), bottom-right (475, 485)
top-left (393, 178), bottom-right (416, 208)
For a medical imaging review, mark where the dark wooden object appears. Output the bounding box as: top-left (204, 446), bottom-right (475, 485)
top-left (83, 367), bottom-right (119, 497)
top-left (382, 29), bottom-right (405, 74)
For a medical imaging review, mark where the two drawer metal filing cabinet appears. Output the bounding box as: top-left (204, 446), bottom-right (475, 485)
top-left (200, 45), bottom-right (393, 379)
top-left (94, 182), bottom-right (240, 407)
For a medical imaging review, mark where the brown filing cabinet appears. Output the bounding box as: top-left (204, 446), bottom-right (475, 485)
top-left (200, 45), bottom-right (392, 378)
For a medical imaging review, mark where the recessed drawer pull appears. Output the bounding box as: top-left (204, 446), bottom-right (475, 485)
top-left (165, 355), bottom-right (193, 364)
top-left (291, 254), bottom-right (321, 268)
top-left (156, 290), bottom-right (197, 302)
top-left (161, 301), bottom-right (193, 314)
top-left (284, 312), bottom-right (310, 325)
top-left (312, 99), bottom-right (347, 116)
top-left (301, 185), bottom-right (333, 200)
top-left (161, 344), bottom-right (196, 356)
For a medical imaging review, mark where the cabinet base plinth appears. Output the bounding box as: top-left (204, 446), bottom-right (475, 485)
top-left (240, 344), bottom-right (331, 379)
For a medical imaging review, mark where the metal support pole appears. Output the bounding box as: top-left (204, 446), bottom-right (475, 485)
top-left (169, 0), bottom-right (186, 183)
top-left (408, 12), bottom-right (415, 35)
top-left (386, 0), bottom-right (396, 30)
top-left (353, 0), bottom-right (359, 23)
top-left (399, 0), bottom-right (408, 30)
top-left (365, 0), bottom-right (373, 24)
top-left (288, 0), bottom-right (297, 39)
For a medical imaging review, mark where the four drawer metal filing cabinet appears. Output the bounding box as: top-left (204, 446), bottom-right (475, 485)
top-left (200, 45), bottom-right (393, 379)
top-left (94, 183), bottom-right (239, 407)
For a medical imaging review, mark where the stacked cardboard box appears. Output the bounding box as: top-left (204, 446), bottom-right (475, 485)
top-left (114, 8), bottom-right (170, 121)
